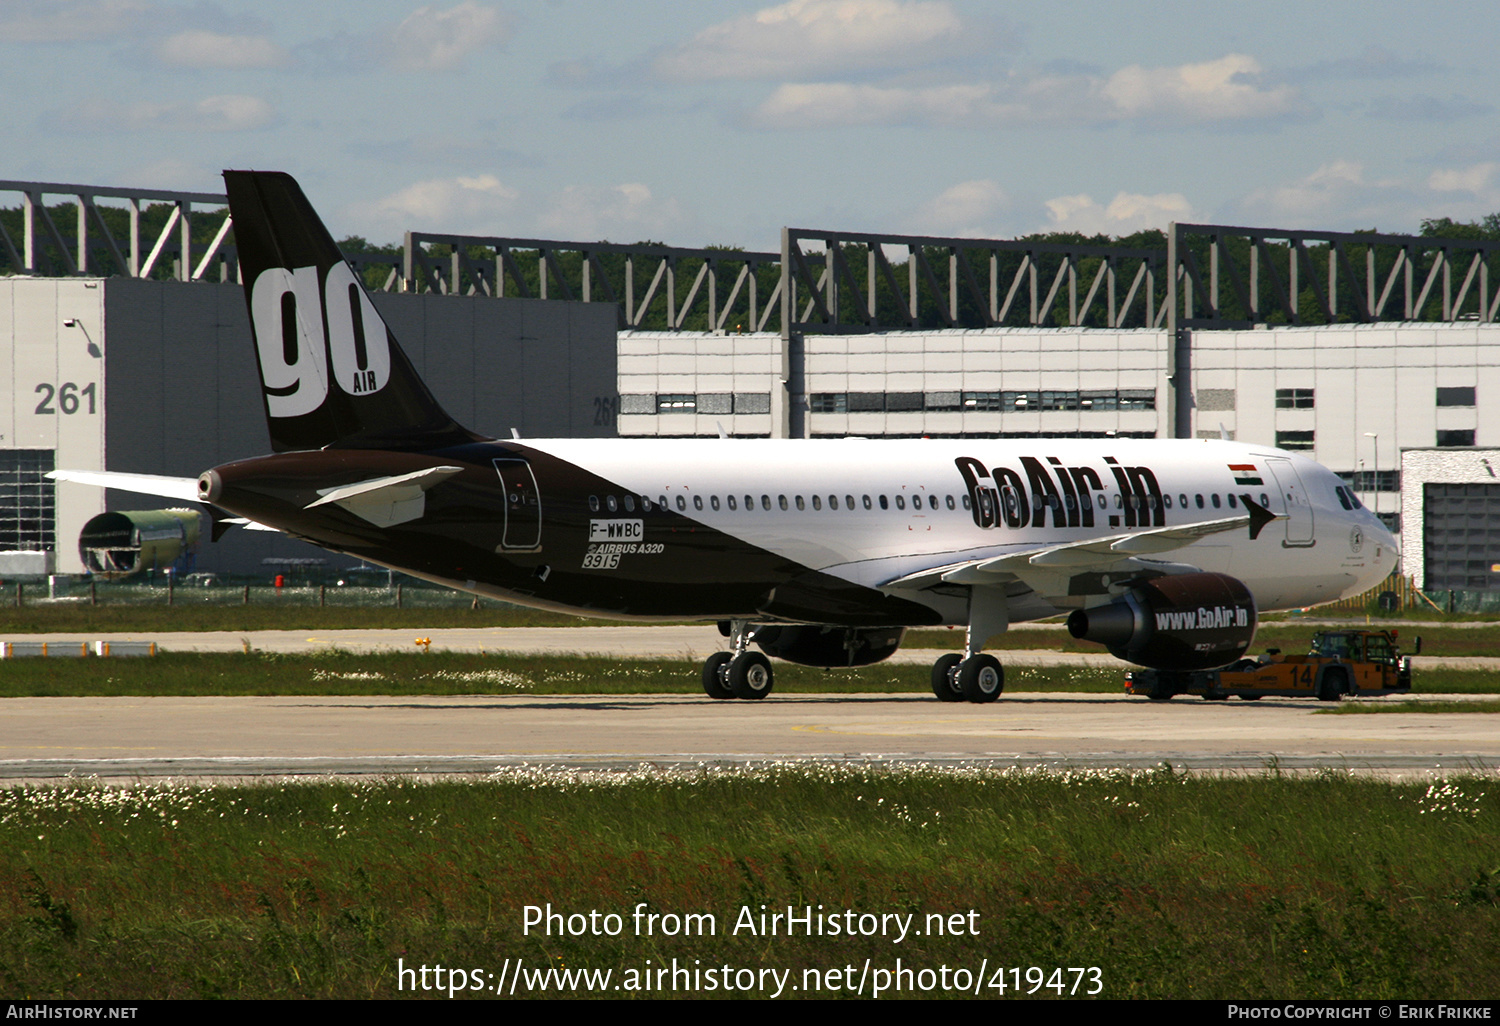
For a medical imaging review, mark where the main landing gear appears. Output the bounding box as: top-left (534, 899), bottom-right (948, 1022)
top-left (703, 620), bottom-right (773, 700)
top-left (931, 587), bottom-right (1008, 704)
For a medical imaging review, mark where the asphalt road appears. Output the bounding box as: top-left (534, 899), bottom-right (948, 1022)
top-left (3, 626), bottom-right (1495, 781)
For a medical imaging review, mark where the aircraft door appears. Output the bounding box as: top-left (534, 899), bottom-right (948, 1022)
top-left (493, 458), bottom-right (542, 551)
top-left (1266, 457), bottom-right (1314, 547)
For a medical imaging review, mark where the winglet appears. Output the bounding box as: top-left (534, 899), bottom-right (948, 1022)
top-left (1241, 493), bottom-right (1281, 540)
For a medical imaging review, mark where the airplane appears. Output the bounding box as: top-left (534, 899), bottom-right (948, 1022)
top-left (53, 170), bottom-right (1399, 702)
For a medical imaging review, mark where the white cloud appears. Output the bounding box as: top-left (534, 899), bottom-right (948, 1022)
top-left (1043, 192), bottom-right (1197, 235)
top-left (55, 94), bottom-right (275, 132)
top-left (754, 81), bottom-right (1005, 128)
top-left (914, 179), bottom-right (1010, 235)
top-left (1100, 54), bottom-right (1304, 124)
top-left (364, 175), bottom-right (521, 233)
top-left (751, 54), bottom-right (1307, 130)
top-left (154, 29), bottom-right (287, 69)
top-left (386, 1), bottom-right (511, 72)
top-left (1235, 161), bottom-right (1378, 224)
top-left (1429, 163), bottom-right (1499, 195)
top-left (538, 183), bottom-right (684, 241)
top-left (655, 0), bottom-right (967, 81)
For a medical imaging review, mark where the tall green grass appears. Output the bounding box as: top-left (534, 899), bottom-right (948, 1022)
top-left (0, 768), bottom-right (1495, 999)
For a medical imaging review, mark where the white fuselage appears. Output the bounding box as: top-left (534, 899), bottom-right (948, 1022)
top-left (533, 436), bottom-right (1397, 625)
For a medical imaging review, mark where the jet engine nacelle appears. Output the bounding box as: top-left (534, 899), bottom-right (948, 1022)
top-left (752, 625), bottom-right (905, 668)
top-left (1066, 572), bottom-right (1257, 671)
top-left (79, 509), bottom-right (201, 579)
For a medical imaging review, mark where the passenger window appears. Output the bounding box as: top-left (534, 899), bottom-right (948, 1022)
top-left (795, 495), bottom-right (805, 511)
top-left (675, 495), bottom-right (687, 511)
top-left (1195, 494), bottom-right (1205, 509)
top-left (863, 495), bottom-right (873, 510)
top-left (895, 495), bottom-right (906, 510)
top-left (1179, 493), bottom-right (1188, 508)
top-left (879, 495), bottom-right (889, 510)
top-left (1211, 494), bottom-right (1221, 508)
top-left (929, 495), bottom-right (939, 510)
top-left (761, 495), bottom-right (771, 510)
top-left (1113, 494), bottom-right (1123, 509)
top-left (845, 495), bottom-right (855, 510)
top-left (812, 495), bottom-right (822, 510)
top-left (962, 494), bottom-right (971, 510)
top-left (658, 495), bottom-right (668, 510)
top-left (623, 494), bottom-right (636, 512)
top-left (1228, 494), bottom-right (1237, 508)
top-left (1262, 492), bottom-right (1271, 507)
top-left (607, 495), bottom-right (618, 512)
top-left (727, 495), bottom-right (737, 511)
top-left (946, 495), bottom-right (955, 510)
top-left (778, 495), bottom-right (788, 511)
top-left (828, 495), bottom-right (839, 510)
top-left (710, 495), bottom-right (720, 511)
top-left (1163, 494), bottom-right (1172, 509)
top-left (1065, 494), bottom-right (1076, 511)
top-left (588, 495), bottom-right (600, 512)
top-left (641, 496), bottom-right (653, 512)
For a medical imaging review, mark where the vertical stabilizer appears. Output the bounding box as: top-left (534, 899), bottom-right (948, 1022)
top-left (224, 170), bottom-right (478, 452)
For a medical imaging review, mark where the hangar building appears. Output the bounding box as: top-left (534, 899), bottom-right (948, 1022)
top-left (3, 179), bottom-right (1498, 592)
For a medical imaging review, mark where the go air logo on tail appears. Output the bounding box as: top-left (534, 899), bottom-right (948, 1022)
top-left (250, 263), bottom-right (392, 418)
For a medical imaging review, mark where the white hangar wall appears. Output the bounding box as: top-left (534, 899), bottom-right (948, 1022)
top-left (618, 322), bottom-right (1500, 533)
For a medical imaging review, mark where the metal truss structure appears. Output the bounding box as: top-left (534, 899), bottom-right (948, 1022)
top-left (0, 180), bottom-right (235, 282)
top-left (1168, 222), bottom-right (1500, 328)
top-left (400, 232), bottom-right (782, 332)
top-left (5, 178), bottom-right (1498, 341)
top-left (780, 228), bottom-right (1165, 334)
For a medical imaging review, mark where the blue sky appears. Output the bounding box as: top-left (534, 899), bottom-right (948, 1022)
top-left (4, 0), bottom-right (1498, 249)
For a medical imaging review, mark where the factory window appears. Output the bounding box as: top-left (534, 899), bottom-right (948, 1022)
top-left (848, 393), bottom-right (886, 413)
top-left (1275, 388), bottom-right (1315, 409)
top-left (925, 392), bottom-right (961, 411)
top-left (656, 393), bottom-right (696, 412)
top-left (1438, 429), bottom-right (1476, 447)
top-left (0, 450), bottom-right (55, 553)
top-left (810, 393), bottom-right (847, 413)
top-left (734, 393), bottom-right (772, 414)
top-left (1437, 387), bottom-right (1476, 407)
top-left (1275, 430), bottom-right (1315, 451)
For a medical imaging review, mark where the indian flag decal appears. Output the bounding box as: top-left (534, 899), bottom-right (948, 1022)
top-left (1229, 463), bottom-right (1263, 486)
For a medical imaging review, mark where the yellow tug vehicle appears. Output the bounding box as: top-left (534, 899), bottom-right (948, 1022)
top-left (1125, 629), bottom-right (1417, 702)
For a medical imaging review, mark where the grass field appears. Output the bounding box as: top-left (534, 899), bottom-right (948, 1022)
top-left (1, 767), bottom-right (1496, 1000)
top-left (1, 649), bottom-right (1497, 698)
top-left (4, 600), bottom-right (1497, 663)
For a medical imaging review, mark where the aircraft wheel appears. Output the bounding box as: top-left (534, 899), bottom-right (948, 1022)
top-left (702, 652), bottom-right (735, 699)
top-left (729, 651), bottom-right (773, 700)
top-left (958, 654), bottom-right (1003, 703)
top-left (931, 653), bottom-right (964, 702)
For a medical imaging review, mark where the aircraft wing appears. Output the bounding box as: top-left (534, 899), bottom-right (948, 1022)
top-left (881, 496), bottom-right (1282, 599)
top-left (46, 470), bottom-right (280, 533)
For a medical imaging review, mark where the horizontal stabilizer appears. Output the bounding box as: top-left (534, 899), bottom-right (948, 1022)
top-left (306, 466), bottom-right (464, 528)
top-left (48, 469), bottom-right (200, 503)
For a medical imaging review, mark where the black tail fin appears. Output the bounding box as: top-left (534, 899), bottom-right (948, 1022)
top-left (224, 170), bottom-right (478, 453)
